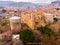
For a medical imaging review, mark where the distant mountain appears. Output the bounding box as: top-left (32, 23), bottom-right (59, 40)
top-left (0, 1), bottom-right (40, 7)
top-left (51, 0), bottom-right (60, 5)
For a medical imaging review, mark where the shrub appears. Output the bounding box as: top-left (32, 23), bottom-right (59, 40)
top-left (37, 25), bottom-right (53, 36)
top-left (19, 29), bottom-right (35, 43)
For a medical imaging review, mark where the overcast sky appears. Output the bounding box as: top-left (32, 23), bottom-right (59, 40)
top-left (0, 0), bottom-right (57, 4)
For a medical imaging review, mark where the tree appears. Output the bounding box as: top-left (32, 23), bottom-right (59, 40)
top-left (54, 18), bottom-right (58, 22)
top-left (2, 9), bottom-right (7, 13)
top-left (19, 29), bottom-right (35, 43)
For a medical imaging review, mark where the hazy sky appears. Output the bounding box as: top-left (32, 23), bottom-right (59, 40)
top-left (1, 0), bottom-right (57, 4)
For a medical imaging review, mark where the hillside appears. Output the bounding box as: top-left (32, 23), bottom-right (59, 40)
top-left (0, 1), bottom-right (39, 7)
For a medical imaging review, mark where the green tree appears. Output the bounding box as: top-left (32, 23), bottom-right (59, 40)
top-left (19, 29), bottom-right (35, 43)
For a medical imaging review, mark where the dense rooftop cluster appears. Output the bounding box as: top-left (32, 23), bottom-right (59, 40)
top-left (0, 4), bottom-right (60, 45)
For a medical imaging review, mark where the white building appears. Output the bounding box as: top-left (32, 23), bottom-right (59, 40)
top-left (44, 13), bottom-right (54, 24)
top-left (12, 34), bottom-right (20, 40)
top-left (9, 16), bottom-right (21, 33)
